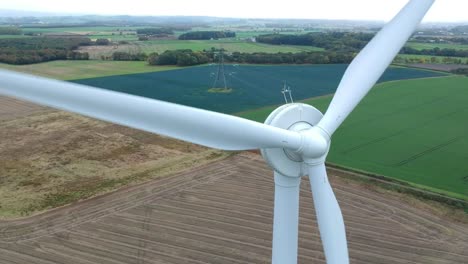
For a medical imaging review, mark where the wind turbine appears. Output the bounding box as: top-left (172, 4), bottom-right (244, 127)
top-left (0, 0), bottom-right (434, 263)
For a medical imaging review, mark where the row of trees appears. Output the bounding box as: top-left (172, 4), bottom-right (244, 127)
top-left (393, 56), bottom-right (467, 65)
top-left (112, 52), bottom-right (147, 61)
top-left (413, 36), bottom-right (468, 45)
top-left (147, 50), bottom-right (210, 66)
top-left (400, 47), bottom-right (468, 58)
top-left (257, 32), bottom-right (468, 58)
top-left (256, 32), bottom-right (374, 52)
top-left (0, 37), bottom-right (92, 64)
top-left (226, 51), bottom-right (354, 64)
top-left (0, 50), bottom-right (89, 65)
top-left (95, 38), bottom-right (110, 45)
top-left (178, 31), bottom-right (235, 40)
top-left (136, 28), bottom-right (174, 36)
top-left (0, 37), bottom-right (92, 50)
top-left (0, 26), bottom-right (22, 35)
top-left (141, 49), bottom-right (354, 66)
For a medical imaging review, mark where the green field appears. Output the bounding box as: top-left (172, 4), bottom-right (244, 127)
top-left (1, 57), bottom-right (462, 199)
top-left (0, 60), bottom-right (177, 80)
top-left (20, 26), bottom-right (141, 41)
top-left (81, 39), bottom-right (324, 59)
top-left (21, 26), bottom-right (143, 34)
top-left (406, 42), bottom-right (468, 51)
top-left (138, 39), bottom-right (323, 53)
top-left (73, 64), bottom-right (446, 114)
top-left (0, 35), bottom-right (32, 39)
top-left (239, 76), bottom-right (468, 199)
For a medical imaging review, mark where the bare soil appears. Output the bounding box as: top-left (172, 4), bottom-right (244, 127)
top-left (0, 153), bottom-right (466, 263)
top-left (0, 96), bottom-right (227, 218)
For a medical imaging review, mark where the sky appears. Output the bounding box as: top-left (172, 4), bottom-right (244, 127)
top-left (1, 0), bottom-right (467, 22)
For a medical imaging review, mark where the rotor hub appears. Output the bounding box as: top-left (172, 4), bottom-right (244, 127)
top-left (260, 103), bottom-right (329, 177)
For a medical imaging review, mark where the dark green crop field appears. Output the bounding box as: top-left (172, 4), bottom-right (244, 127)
top-left (73, 64), bottom-right (446, 114)
top-left (71, 64), bottom-right (465, 198)
top-left (240, 76), bottom-right (468, 199)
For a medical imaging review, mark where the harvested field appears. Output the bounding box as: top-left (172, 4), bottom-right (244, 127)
top-left (0, 153), bottom-right (466, 263)
top-left (0, 61), bottom-right (177, 80)
top-left (0, 96), bottom-right (46, 121)
top-left (0, 99), bottom-right (227, 218)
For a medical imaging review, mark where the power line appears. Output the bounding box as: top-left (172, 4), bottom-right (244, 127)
top-left (212, 50), bottom-right (227, 89)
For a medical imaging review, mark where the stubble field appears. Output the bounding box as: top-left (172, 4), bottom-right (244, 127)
top-left (0, 153), bottom-right (466, 263)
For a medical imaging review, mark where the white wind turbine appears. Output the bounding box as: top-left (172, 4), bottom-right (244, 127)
top-left (0, 0), bottom-right (434, 263)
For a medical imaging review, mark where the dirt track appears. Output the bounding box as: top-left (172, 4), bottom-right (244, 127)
top-left (0, 153), bottom-right (467, 264)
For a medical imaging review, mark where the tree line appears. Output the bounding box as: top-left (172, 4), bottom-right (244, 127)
top-left (146, 50), bottom-right (210, 66)
top-left (400, 47), bottom-right (468, 58)
top-left (257, 32), bottom-right (468, 58)
top-left (256, 32), bottom-right (374, 52)
top-left (178, 31), bottom-right (235, 40)
top-left (136, 28), bottom-right (174, 36)
top-left (413, 36), bottom-right (468, 45)
top-left (0, 27), bottom-right (22, 35)
top-left (142, 49), bottom-right (354, 66)
top-left (0, 37), bottom-right (91, 65)
top-left (393, 56), bottom-right (467, 65)
top-left (112, 52), bottom-right (147, 61)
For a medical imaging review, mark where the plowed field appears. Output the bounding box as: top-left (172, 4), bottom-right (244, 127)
top-left (1, 153), bottom-right (466, 264)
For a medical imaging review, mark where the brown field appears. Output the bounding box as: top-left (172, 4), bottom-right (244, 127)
top-left (0, 153), bottom-right (467, 263)
top-left (0, 96), bottom-right (47, 121)
top-left (0, 96), bottom-right (227, 218)
top-left (0, 96), bottom-right (467, 263)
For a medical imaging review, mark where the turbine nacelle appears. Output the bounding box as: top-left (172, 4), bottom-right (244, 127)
top-left (261, 103), bottom-right (329, 178)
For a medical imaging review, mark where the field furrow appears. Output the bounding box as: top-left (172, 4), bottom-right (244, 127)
top-left (0, 153), bottom-right (466, 264)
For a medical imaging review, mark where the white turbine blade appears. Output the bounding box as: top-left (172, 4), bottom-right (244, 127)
top-left (308, 163), bottom-right (348, 264)
top-left (0, 69), bottom-right (302, 151)
top-left (272, 171), bottom-right (301, 264)
top-left (317, 0), bottom-right (435, 136)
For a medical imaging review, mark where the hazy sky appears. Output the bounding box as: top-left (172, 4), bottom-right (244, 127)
top-left (1, 0), bottom-right (467, 22)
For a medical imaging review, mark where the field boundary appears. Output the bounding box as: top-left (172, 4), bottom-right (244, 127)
top-left (235, 73), bottom-right (453, 118)
top-left (326, 162), bottom-right (468, 208)
top-left (393, 63), bottom-right (456, 74)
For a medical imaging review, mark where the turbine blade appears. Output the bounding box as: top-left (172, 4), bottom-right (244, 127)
top-left (308, 163), bottom-right (348, 264)
top-left (0, 70), bottom-right (301, 151)
top-left (272, 171), bottom-right (301, 264)
top-left (317, 0), bottom-right (435, 137)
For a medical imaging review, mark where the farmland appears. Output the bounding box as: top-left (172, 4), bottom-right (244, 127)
top-left (79, 39), bottom-right (323, 60)
top-left (0, 153), bottom-right (466, 263)
top-left (0, 62), bottom-right (462, 200)
top-left (406, 41), bottom-right (468, 51)
top-left (73, 64), bottom-right (446, 114)
top-left (395, 54), bottom-right (468, 64)
top-left (0, 60), bottom-right (178, 80)
top-left (239, 76), bottom-right (468, 199)
top-left (1, 12), bottom-right (467, 264)
top-left (0, 95), bottom-right (228, 218)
